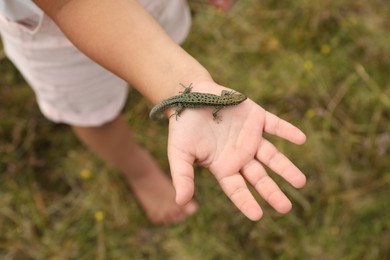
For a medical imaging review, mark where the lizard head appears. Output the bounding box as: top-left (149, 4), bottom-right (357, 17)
top-left (231, 93), bottom-right (247, 104)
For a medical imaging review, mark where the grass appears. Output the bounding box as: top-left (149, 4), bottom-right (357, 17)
top-left (1, 0), bottom-right (389, 259)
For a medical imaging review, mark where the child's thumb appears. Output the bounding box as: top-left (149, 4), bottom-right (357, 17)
top-left (169, 158), bottom-right (195, 206)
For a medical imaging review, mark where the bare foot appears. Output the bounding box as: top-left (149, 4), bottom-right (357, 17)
top-left (208, 0), bottom-right (236, 11)
top-left (123, 146), bottom-right (198, 224)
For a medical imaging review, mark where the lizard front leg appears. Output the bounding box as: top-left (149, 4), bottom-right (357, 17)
top-left (179, 83), bottom-right (193, 94)
top-left (221, 90), bottom-right (235, 96)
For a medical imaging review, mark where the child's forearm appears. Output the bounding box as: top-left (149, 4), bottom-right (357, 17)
top-left (33, 0), bottom-right (212, 104)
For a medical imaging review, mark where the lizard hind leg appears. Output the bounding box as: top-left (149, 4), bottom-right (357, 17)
top-left (212, 106), bottom-right (224, 123)
top-left (169, 103), bottom-right (185, 120)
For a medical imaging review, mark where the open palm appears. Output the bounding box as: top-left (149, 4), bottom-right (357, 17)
top-left (167, 85), bottom-right (307, 221)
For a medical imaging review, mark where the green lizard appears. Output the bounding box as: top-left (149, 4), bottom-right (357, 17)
top-left (149, 83), bottom-right (247, 122)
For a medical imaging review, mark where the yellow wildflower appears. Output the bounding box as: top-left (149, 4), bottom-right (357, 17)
top-left (331, 226), bottom-right (340, 236)
top-left (80, 168), bottom-right (92, 180)
top-left (305, 109), bottom-right (316, 119)
top-left (321, 44), bottom-right (331, 55)
top-left (94, 211), bottom-right (105, 222)
top-left (304, 60), bottom-right (314, 71)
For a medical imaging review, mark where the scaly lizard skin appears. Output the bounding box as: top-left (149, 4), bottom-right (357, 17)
top-left (149, 83), bottom-right (247, 122)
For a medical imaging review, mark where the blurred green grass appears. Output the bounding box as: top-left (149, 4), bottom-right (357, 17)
top-left (1, 0), bottom-right (389, 259)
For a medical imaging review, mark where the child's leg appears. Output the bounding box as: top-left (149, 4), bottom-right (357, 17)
top-left (72, 115), bottom-right (197, 224)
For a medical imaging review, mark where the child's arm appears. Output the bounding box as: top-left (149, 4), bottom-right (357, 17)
top-left (33, 0), bottom-right (307, 221)
top-left (33, 0), bottom-right (212, 105)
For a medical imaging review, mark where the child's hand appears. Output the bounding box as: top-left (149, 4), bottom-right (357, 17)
top-left (167, 82), bottom-right (306, 221)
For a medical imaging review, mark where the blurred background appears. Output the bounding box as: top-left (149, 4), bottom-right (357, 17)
top-left (0, 0), bottom-right (389, 259)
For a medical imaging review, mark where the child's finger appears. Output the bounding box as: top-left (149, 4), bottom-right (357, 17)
top-left (264, 111), bottom-right (307, 145)
top-left (241, 159), bottom-right (293, 214)
top-left (256, 139), bottom-right (306, 189)
top-left (216, 173), bottom-right (263, 221)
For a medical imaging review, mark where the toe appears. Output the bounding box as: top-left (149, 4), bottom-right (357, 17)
top-left (184, 200), bottom-right (198, 216)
